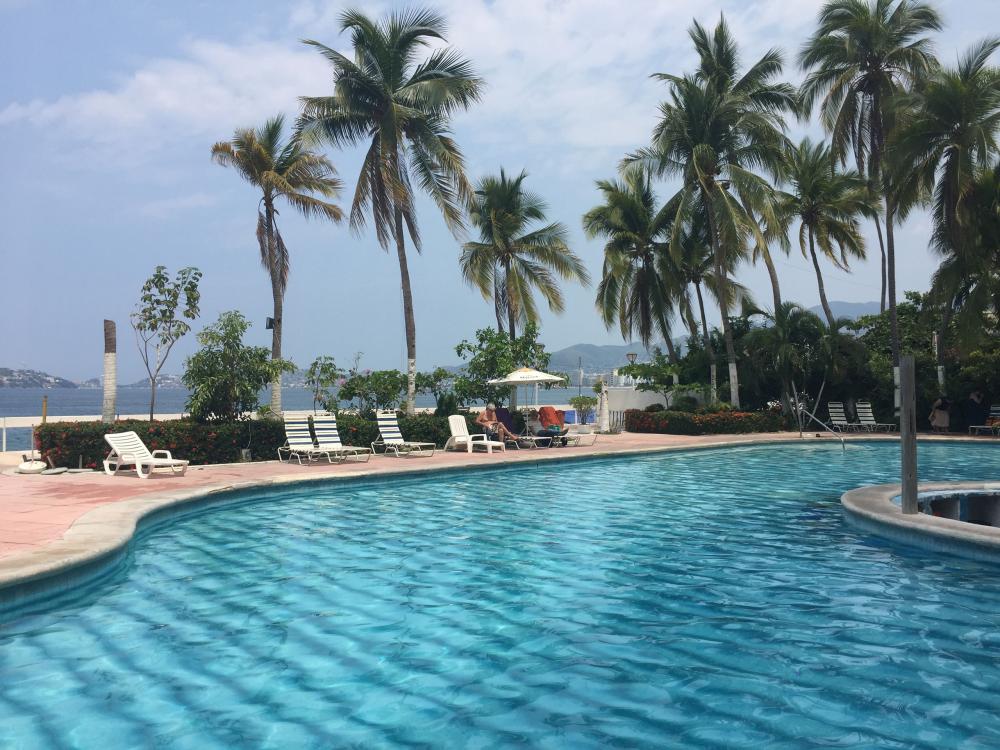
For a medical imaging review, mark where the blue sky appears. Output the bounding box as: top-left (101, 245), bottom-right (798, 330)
top-left (1, 0), bottom-right (996, 382)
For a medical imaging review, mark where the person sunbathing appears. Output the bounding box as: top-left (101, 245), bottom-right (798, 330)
top-left (476, 404), bottom-right (518, 442)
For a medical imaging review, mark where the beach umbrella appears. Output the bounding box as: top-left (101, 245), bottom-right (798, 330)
top-left (488, 367), bottom-right (565, 407)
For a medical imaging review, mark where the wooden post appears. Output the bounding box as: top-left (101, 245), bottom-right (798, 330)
top-left (899, 354), bottom-right (918, 514)
top-left (102, 320), bottom-right (117, 424)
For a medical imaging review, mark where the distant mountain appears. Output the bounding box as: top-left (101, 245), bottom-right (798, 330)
top-left (808, 300), bottom-right (882, 321)
top-left (124, 374), bottom-right (185, 388)
top-left (548, 343), bottom-right (655, 372)
top-left (0, 368), bottom-right (77, 388)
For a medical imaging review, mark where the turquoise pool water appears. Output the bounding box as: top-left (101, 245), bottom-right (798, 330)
top-left (2, 442), bottom-right (999, 748)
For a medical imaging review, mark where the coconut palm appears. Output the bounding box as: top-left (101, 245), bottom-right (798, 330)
top-left (211, 115), bottom-right (343, 415)
top-left (928, 162), bottom-right (1000, 348)
top-left (894, 38), bottom-right (1000, 257)
top-left (585, 172), bottom-right (682, 357)
top-left (298, 8), bottom-right (483, 414)
top-left (777, 138), bottom-right (879, 327)
top-left (745, 302), bottom-right (825, 417)
top-left (462, 169), bottom-right (589, 341)
top-left (799, 0), bottom-right (942, 360)
top-left (625, 17), bottom-right (791, 406)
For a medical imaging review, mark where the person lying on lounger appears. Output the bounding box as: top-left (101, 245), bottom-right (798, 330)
top-left (476, 404), bottom-right (518, 442)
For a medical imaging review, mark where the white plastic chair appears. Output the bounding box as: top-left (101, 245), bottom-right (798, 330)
top-left (443, 414), bottom-right (505, 453)
top-left (103, 431), bottom-right (189, 479)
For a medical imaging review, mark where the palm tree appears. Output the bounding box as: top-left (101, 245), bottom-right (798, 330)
top-left (211, 115), bottom-right (343, 415)
top-left (799, 0), bottom-right (942, 361)
top-left (298, 8), bottom-right (483, 414)
top-left (625, 16), bottom-right (792, 406)
top-left (778, 138), bottom-right (879, 327)
top-left (745, 302), bottom-right (824, 417)
top-left (584, 172), bottom-right (681, 358)
top-left (462, 169), bottom-right (589, 341)
top-left (928, 162), bottom-right (1000, 349)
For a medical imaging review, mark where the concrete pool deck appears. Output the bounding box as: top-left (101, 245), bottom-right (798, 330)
top-left (0, 431), bottom-right (997, 598)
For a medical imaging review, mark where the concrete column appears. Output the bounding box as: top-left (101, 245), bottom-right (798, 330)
top-left (102, 320), bottom-right (117, 424)
top-left (899, 354), bottom-right (918, 514)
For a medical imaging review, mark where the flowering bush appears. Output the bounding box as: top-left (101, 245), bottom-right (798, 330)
top-left (624, 409), bottom-right (784, 435)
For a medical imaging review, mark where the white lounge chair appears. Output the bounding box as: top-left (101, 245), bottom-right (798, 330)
top-left (278, 416), bottom-right (336, 464)
top-left (567, 423), bottom-right (598, 446)
top-left (855, 401), bottom-right (896, 432)
top-left (969, 405), bottom-right (1000, 436)
top-left (372, 411), bottom-right (435, 457)
top-left (827, 402), bottom-right (857, 432)
top-left (103, 431), bottom-right (189, 479)
top-left (443, 414), bottom-right (505, 453)
top-left (313, 414), bottom-right (372, 462)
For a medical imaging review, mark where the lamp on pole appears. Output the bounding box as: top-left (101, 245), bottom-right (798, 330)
top-left (626, 352), bottom-right (637, 365)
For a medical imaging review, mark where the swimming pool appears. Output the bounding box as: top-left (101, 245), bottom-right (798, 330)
top-left (2, 442), bottom-right (999, 748)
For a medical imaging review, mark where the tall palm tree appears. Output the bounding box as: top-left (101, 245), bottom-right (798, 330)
top-left (584, 172), bottom-right (682, 358)
top-left (298, 8), bottom-right (483, 414)
top-left (778, 138), bottom-right (879, 327)
top-left (462, 168), bottom-right (589, 341)
top-left (799, 0), bottom-right (942, 362)
top-left (625, 17), bottom-right (791, 406)
top-left (928, 162), bottom-right (1000, 349)
top-left (745, 302), bottom-right (824, 417)
top-left (211, 115), bottom-right (343, 415)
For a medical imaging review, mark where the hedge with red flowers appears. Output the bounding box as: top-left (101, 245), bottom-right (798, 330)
top-left (35, 413), bottom-right (483, 468)
top-left (624, 409), bottom-right (784, 435)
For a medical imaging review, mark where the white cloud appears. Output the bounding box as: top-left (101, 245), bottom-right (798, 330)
top-left (0, 39), bottom-right (328, 147)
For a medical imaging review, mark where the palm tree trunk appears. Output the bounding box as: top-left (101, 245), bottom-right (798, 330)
top-left (762, 249), bottom-right (782, 313)
top-left (102, 320), bottom-right (116, 424)
top-left (885, 198), bottom-right (900, 366)
top-left (494, 287), bottom-right (505, 332)
top-left (873, 215), bottom-right (888, 313)
top-left (394, 208), bottom-right (417, 415)
top-left (694, 281), bottom-right (717, 403)
top-left (706, 206), bottom-right (740, 407)
top-left (265, 203), bottom-right (283, 416)
top-left (808, 229), bottom-right (836, 327)
top-left (663, 334), bottom-right (678, 364)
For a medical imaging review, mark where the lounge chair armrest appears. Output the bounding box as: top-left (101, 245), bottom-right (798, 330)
top-left (151, 449), bottom-right (174, 460)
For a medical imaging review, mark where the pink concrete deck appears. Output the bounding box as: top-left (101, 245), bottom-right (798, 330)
top-left (8, 430), bottom-right (990, 590)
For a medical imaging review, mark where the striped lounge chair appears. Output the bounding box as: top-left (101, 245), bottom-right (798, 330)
top-left (855, 401), bottom-right (896, 432)
top-left (372, 411), bottom-right (435, 457)
top-left (313, 414), bottom-right (373, 462)
top-left (826, 402), bottom-right (857, 432)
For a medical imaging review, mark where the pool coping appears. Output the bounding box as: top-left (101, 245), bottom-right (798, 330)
top-left (841, 481), bottom-right (1000, 562)
top-left (0, 432), bottom-right (996, 606)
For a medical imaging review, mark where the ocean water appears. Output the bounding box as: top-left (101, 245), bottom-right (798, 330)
top-left (1, 442), bottom-right (999, 748)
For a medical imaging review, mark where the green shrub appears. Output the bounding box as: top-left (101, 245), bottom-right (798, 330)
top-left (624, 409), bottom-right (784, 435)
top-left (643, 403), bottom-right (666, 412)
top-left (670, 395), bottom-right (700, 412)
top-left (36, 418), bottom-right (287, 468)
top-left (37, 413), bottom-right (485, 467)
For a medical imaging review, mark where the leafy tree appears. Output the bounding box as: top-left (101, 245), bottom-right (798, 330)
top-left (183, 311), bottom-right (294, 422)
top-left (130, 265), bottom-right (202, 421)
top-left (211, 115), bottom-right (343, 415)
top-left (304, 356), bottom-right (343, 412)
top-left (462, 168), bottom-right (589, 339)
top-left (453, 323), bottom-right (552, 406)
top-left (569, 395), bottom-right (598, 424)
top-left (777, 138), bottom-right (879, 326)
top-left (337, 369), bottom-right (408, 418)
top-left (619, 348), bottom-right (685, 402)
top-left (415, 367), bottom-right (452, 399)
top-left (799, 0), bottom-right (942, 359)
top-left (299, 8), bottom-right (484, 414)
top-left (626, 16), bottom-right (793, 406)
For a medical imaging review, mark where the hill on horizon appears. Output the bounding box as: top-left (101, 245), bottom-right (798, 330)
top-left (807, 300), bottom-right (881, 320)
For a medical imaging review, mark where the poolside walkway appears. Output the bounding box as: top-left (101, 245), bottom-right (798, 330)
top-left (0, 430), bottom-right (994, 591)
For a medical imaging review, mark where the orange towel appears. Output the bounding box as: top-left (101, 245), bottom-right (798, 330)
top-left (538, 406), bottom-right (565, 429)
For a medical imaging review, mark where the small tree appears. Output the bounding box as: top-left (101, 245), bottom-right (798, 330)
top-left (131, 266), bottom-right (202, 420)
top-left (337, 370), bottom-right (408, 418)
top-left (453, 322), bottom-right (551, 406)
top-left (183, 311), bottom-right (294, 422)
top-left (569, 395), bottom-right (598, 424)
top-left (618, 348), bottom-right (685, 403)
top-left (304, 356), bottom-right (342, 413)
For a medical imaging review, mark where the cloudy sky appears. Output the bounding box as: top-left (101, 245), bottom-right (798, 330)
top-left (1, 0), bottom-right (996, 382)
